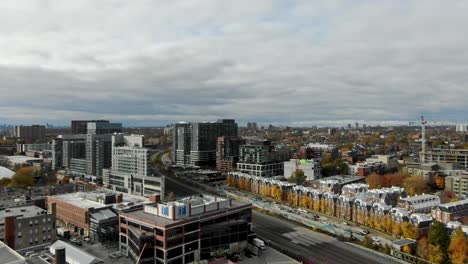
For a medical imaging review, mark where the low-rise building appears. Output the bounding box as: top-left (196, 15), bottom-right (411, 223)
top-left (398, 194), bottom-right (440, 213)
top-left (431, 199), bottom-right (468, 225)
top-left (47, 191), bottom-right (149, 241)
top-left (119, 195), bottom-right (254, 264)
top-left (0, 240), bottom-right (26, 264)
top-left (0, 205), bottom-right (56, 253)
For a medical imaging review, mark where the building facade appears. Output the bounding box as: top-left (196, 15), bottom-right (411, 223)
top-left (0, 205), bottom-right (56, 253)
top-left (216, 136), bottom-right (246, 172)
top-left (431, 199), bottom-right (468, 225)
top-left (284, 159), bottom-right (322, 181)
top-left (172, 120), bottom-right (238, 167)
top-left (445, 174), bottom-right (468, 198)
top-left (108, 135), bottom-right (164, 198)
top-left (15, 125), bottom-right (46, 143)
top-left (119, 195), bottom-right (253, 264)
top-left (421, 148), bottom-right (468, 169)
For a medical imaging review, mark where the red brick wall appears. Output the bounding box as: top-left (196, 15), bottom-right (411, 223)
top-left (47, 197), bottom-right (89, 230)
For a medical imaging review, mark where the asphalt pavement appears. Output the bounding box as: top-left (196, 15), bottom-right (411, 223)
top-left (253, 211), bottom-right (403, 264)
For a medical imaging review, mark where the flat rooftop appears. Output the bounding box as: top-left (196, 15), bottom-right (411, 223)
top-left (0, 205), bottom-right (46, 222)
top-left (50, 191), bottom-right (149, 210)
top-left (0, 240), bottom-right (26, 264)
top-left (123, 200), bottom-right (250, 228)
top-left (4, 156), bottom-right (43, 163)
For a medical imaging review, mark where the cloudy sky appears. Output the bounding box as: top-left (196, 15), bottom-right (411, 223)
top-left (0, 0), bottom-right (467, 127)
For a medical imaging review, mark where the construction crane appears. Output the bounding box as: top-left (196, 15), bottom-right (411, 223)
top-left (409, 116), bottom-right (437, 163)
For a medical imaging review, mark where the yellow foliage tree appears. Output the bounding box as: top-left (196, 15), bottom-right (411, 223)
top-left (320, 199), bottom-right (326, 213)
top-left (428, 244), bottom-right (445, 264)
top-left (301, 195), bottom-right (311, 208)
top-left (385, 215), bottom-right (393, 234)
top-left (393, 222), bottom-right (402, 238)
top-left (402, 245), bottom-right (412, 255)
top-left (313, 199), bottom-right (320, 211)
top-left (448, 227), bottom-right (467, 264)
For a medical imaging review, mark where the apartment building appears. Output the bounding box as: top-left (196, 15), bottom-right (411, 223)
top-left (119, 195), bottom-right (253, 264)
top-left (15, 125), bottom-right (46, 143)
top-left (445, 174), bottom-right (468, 197)
top-left (0, 205), bottom-right (56, 253)
top-left (398, 194), bottom-right (440, 213)
top-left (421, 148), bottom-right (468, 169)
top-left (173, 120), bottom-right (238, 167)
top-left (108, 134), bottom-right (164, 198)
top-left (51, 120), bottom-right (122, 180)
top-left (431, 199), bottom-right (468, 225)
top-left (216, 136), bottom-right (245, 172)
top-left (236, 140), bottom-right (290, 177)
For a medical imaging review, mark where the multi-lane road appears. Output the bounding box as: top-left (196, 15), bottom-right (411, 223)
top-left (253, 211), bottom-right (402, 264)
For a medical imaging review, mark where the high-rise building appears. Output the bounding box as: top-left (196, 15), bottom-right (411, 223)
top-left (14, 125), bottom-right (46, 143)
top-left (172, 120), bottom-right (238, 167)
top-left (51, 121), bottom-right (122, 181)
top-left (216, 136), bottom-right (246, 172)
top-left (71, 120), bottom-right (110, 134)
top-left (236, 140), bottom-right (290, 177)
top-left (456, 124), bottom-right (468, 133)
top-left (108, 134), bottom-right (164, 198)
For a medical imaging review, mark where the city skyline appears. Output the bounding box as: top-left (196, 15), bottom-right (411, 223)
top-left (1, 1), bottom-right (468, 126)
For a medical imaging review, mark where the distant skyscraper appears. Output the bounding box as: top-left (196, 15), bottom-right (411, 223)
top-left (15, 125), bottom-right (46, 143)
top-left (355, 122), bottom-right (359, 129)
top-left (347, 124), bottom-right (352, 130)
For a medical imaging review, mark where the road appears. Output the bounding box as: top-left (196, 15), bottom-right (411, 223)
top-left (253, 211), bottom-right (402, 264)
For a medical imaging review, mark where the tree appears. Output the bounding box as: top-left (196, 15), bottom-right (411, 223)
top-left (403, 175), bottom-right (430, 196)
top-left (428, 221), bottom-right (449, 251)
top-left (417, 237), bottom-right (430, 260)
top-left (272, 185), bottom-right (283, 201)
top-left (0, 178), bottom-right (11, 188)
top-left (384, 215), bottom-right (393, 234)
top-left (9, 167), bottom-right (35, 188)
top-left (402, 245), bottom-right (412, 255)
top-left (428, 244), bottom-right (445, 264)
top-left (448, 227), bottom-right (467, 264)
top-left (301, 195), bottom-right (311, 208)
top-left (393, 222), bottom-right (402, 238)
top-left (288, 169), bottom-right (306, 185)
top-left (367, 173), bottom-right (380, 189)
top-left (434, 174), bottom-right (445, 189)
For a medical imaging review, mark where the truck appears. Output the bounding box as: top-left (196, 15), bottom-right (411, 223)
top-left (252, 238), bottom-right (266, 250)
top-left (57, 227), bottom-right (70, 239)
top-left (246, 243), bottom-right (260, 256)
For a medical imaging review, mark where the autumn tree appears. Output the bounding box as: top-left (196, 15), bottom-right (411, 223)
top-left (417, 237), bottom-right (430, 260)
top-left (301, 195), bottom-right (311, 208)
top-left (434, 174), bottom-right (445, 189)
top-left (402, 245), bottom-right (412, 255)
top-left (384, 215), bottom-right (393, 234)
top-left (0, 178), bottom-right (11, 187)
top-left (428, 245), bottom-right (445, 264)
top-left (393, 222), bottom-right (402, 238)
top-left (448, 227), bottom-right (467, 264)
top-left (9, 167), bottom-right (35, 188)
top-left (403, 175), bottom-right (430, 196)
top-left (367, 173), bottom-right (380, 189)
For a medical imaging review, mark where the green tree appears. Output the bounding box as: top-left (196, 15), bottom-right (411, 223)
top-left (428, 221), bottom-right (449, 250)
top-left (288, 169), bottom-right (307, 185)
top-left (9, 167), bottom-right (35, 188)
top-left (0, 178), bottom-right (11, 187)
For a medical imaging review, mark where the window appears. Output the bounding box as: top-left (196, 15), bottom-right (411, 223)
top-left (18, 232), bottom-right (22, 238)
top-left (29, 221), bottom-right (33, 226)
top-left (18, 223), bottom-right (21, 228)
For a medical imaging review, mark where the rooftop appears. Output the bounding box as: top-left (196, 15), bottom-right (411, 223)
top-left (49, 191), bottom-right (149, 210)
top-left (4, 156), bottom-right (43, 163)
top-left (0, 205), bottom-right (47, 222)
top-left (50, 240), bottom-right (103, 264)
top-left (123, 198), bottom-right (249, 228)
top-left (0, 166), bottom-right (14, 179)
top-left (0, 240), bottom-right (26, 264)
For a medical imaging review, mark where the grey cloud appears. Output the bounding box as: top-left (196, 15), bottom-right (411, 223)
top-left (0, 0), bottom-right (467, 126)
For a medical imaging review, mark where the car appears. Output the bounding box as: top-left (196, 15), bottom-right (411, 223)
top-left (341, 222), bottom-right (348, 226)
top-left (313, 214), bottom-right (320, 218)
top-left (371, 236), bottom-right (379, 242)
